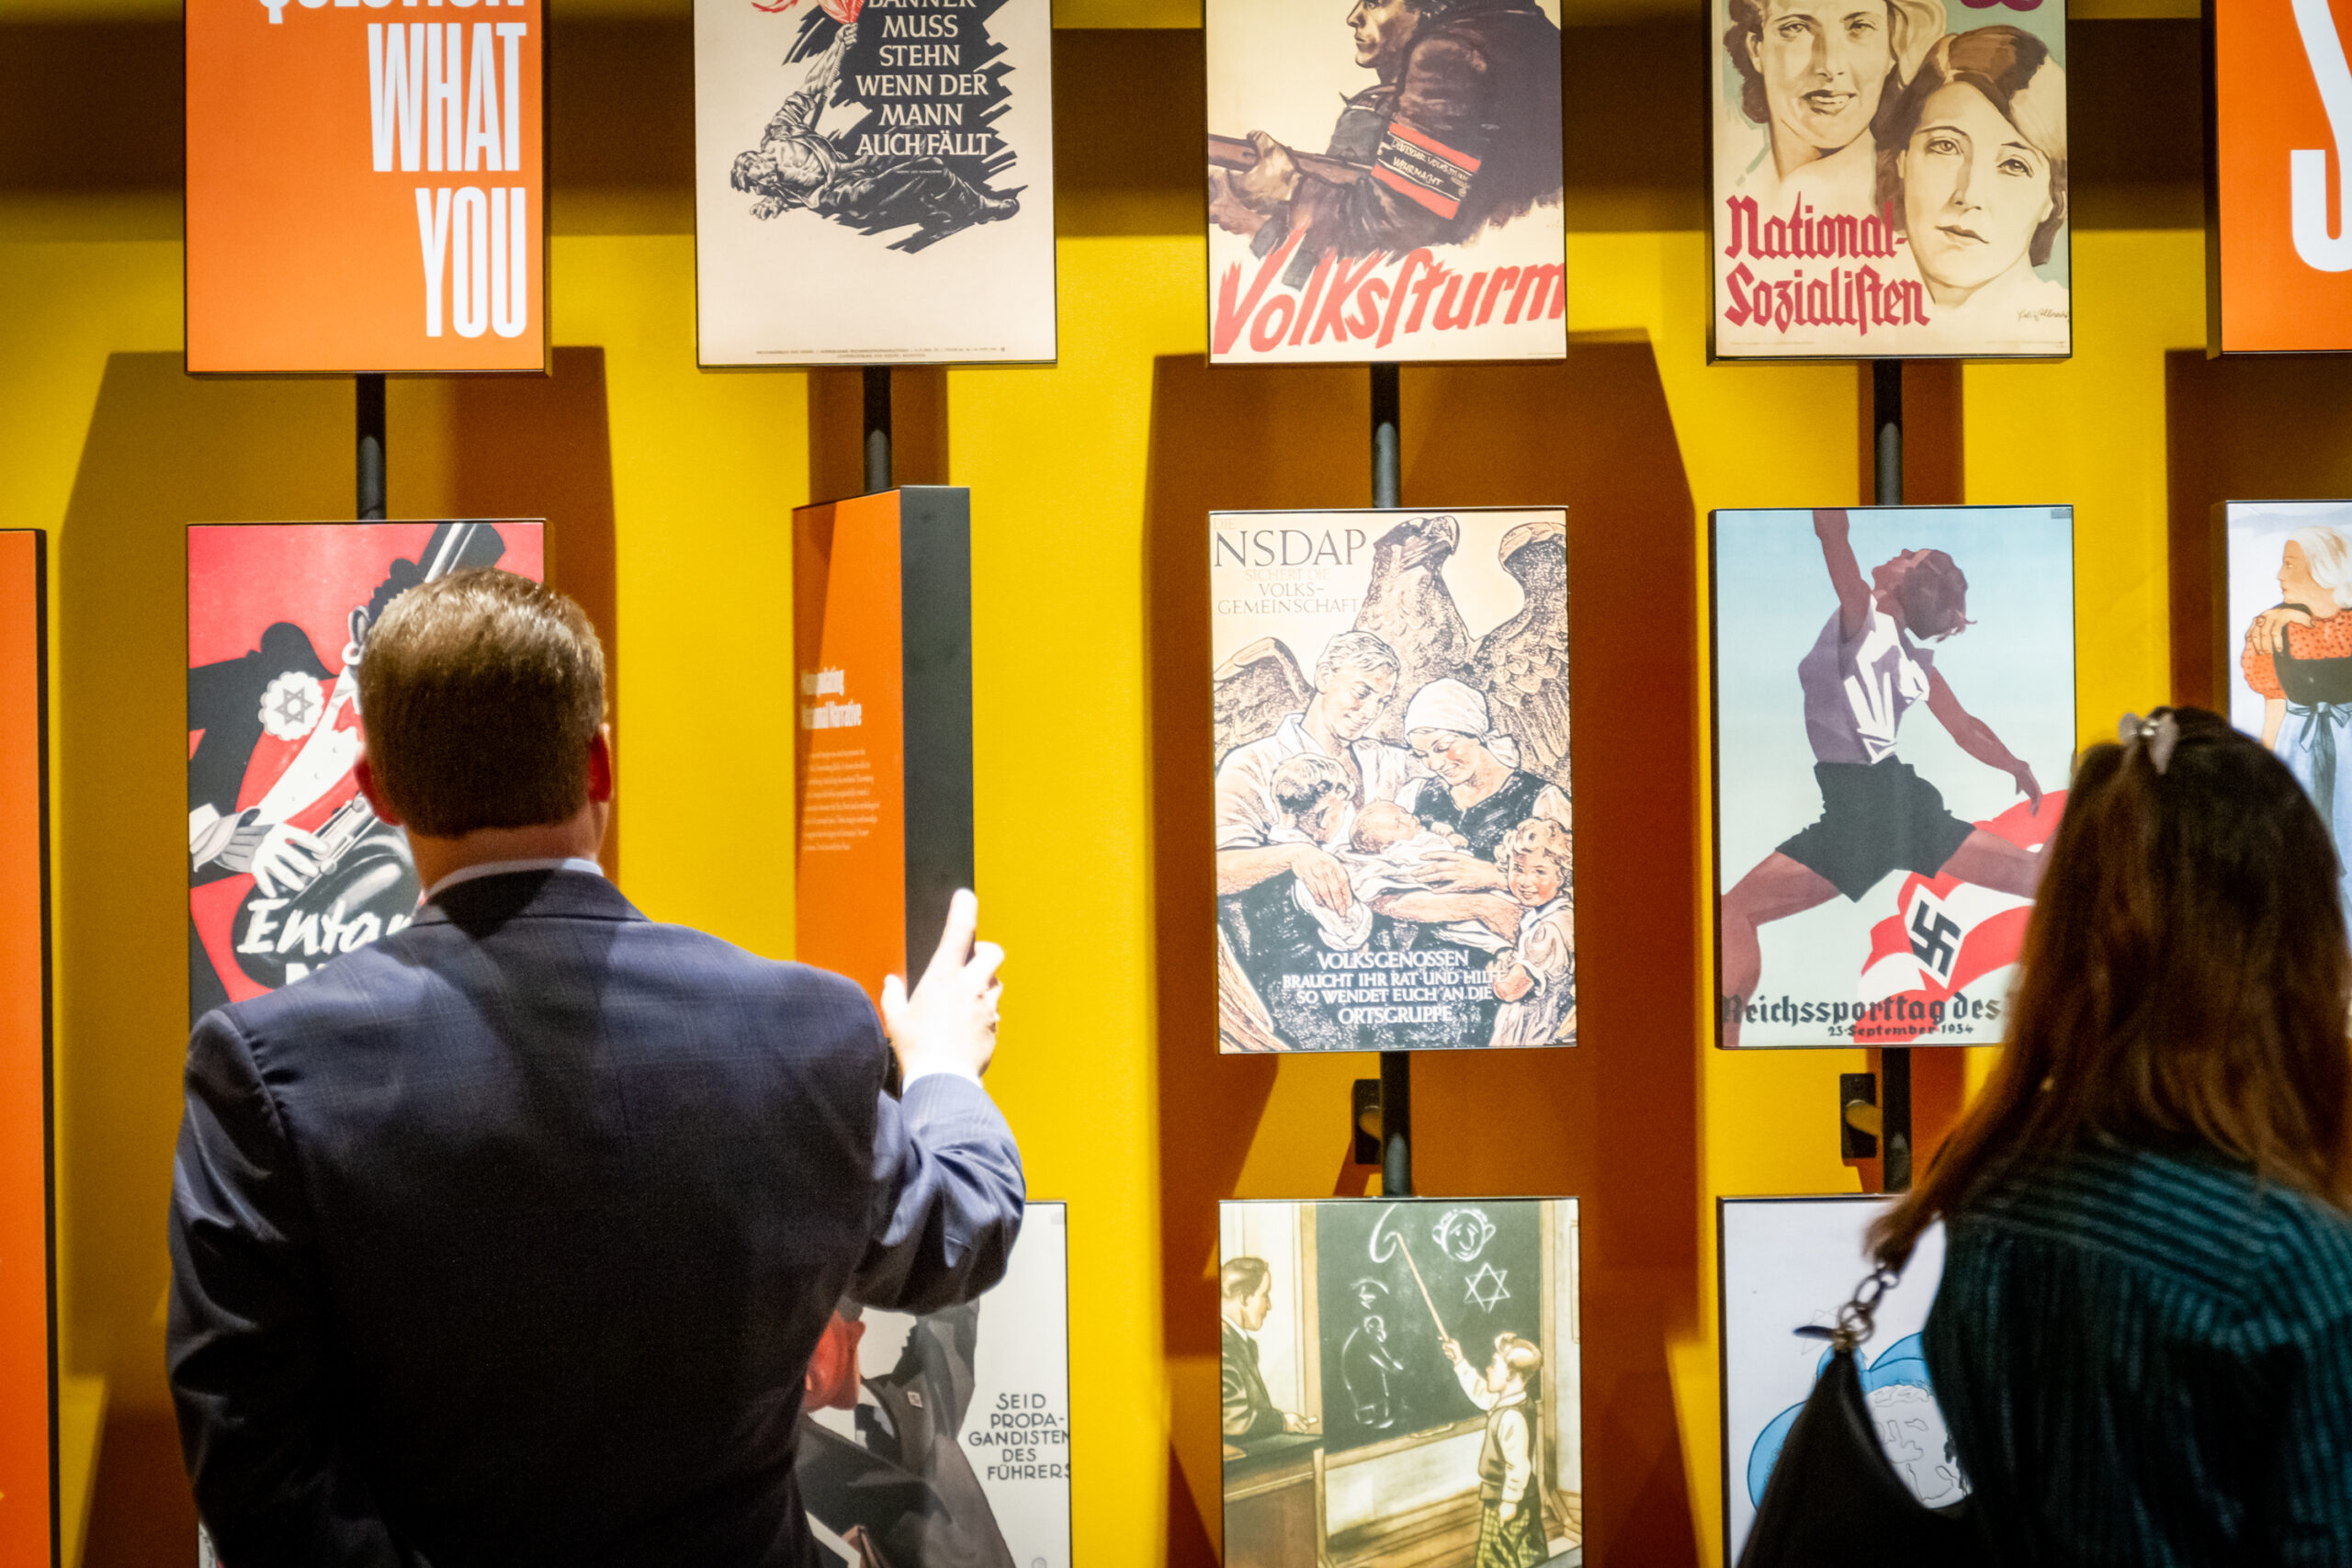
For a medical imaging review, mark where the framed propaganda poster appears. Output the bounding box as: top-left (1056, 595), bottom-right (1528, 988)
top-left (695, 0), bottom-right (1057, 365)
top-left (0, 534), bottom-right (55, 1566)
top-left (1220, 1198), bottom-right (1581, 1567)
top-left (1719, 1196), bottom-right (1962, 1564)
top-left (185, 0), bottom-right (547, 372)
top-left (1708, 0), bottom-right (2070, 359)
top-left (187, 521), bottom-right (544, 1024)
top-left (2209, 0), bottom-right (2352, 352)
top-left (1204, 0), bottom-right (1566, 365)
top-left (1211, 510), bottom-right (1570, 1055)
top-left (799, 1202), bottom-right (1070, 1568)
top-left (2223, 502), bottom-right (2352, 930)
top-left (1711, 506), bottom-right (2074, 1048)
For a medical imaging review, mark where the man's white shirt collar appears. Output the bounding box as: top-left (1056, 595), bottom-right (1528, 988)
top-left (425, 857), bottom-right (608, 900)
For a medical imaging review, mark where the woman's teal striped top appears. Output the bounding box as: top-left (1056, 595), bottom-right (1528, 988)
top-left (1925, 1141), bottom-right (2352, 1564)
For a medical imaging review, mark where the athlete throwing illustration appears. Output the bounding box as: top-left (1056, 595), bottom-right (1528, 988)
top-left (1719, 508), bottom-right (2045, 1045)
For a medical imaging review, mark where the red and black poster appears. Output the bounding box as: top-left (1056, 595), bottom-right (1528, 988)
top-left (186, 521), bottom-right (543, 1023)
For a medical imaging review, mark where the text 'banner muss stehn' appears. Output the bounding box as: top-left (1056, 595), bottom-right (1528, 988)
top-left (185, 0), bottom-right (547, 373)
top-left (1204, 0), bottom-right (1566, 365)
top-left (1708, 0), bottom-right (2069, 360)
top-left (695, 0), bottom-right (1057, 365)
top-left (2209, 0), bottom-right (2352, 352)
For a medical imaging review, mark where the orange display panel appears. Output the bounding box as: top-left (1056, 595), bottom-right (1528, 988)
top-left (792, 489), bottom-right (973, 1002)
top-left (2212, 0), bottom-right (2352, 352)
top-left (0, 533), bottom-right (53, 1564)
top-left (185, 0), bottom-right (546, 373)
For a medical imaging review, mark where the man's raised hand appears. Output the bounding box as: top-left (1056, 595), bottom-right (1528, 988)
top-left (879, 888), bottom-right (1005, 1085)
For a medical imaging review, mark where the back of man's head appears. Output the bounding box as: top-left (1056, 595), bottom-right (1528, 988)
top-left (357, 569), bottom-right (605, 838)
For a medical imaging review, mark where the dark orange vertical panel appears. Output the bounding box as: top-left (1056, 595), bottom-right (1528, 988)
top-left (793, 493), bottom-right (908, 1000)
top-left (0, 531), bottom-right (53, 1564)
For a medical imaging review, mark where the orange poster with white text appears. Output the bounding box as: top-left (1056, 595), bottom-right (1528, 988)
top-left (186, 0), bottom-right (546, 373)
top-left (2212, 0), bottom-right (2352, 352)
top-left (0, 533), bottom-right (53, 1565)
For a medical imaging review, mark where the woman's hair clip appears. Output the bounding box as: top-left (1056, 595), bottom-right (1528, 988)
top-left (2118, 710), bottom-right (2180, 775)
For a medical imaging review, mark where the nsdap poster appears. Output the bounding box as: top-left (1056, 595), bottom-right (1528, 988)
top-left (1212, 510), bottom-right (1571, 1055)
top-left (1711, 506), bottom-right (2075, 1049)
top-left (798, 1202), bottom-right (1070, 1568)
top-left (187, 522), bottom-right (544, 1024)
top-left (1719, 1197), bottom-right (1962, 1564)
top-left (1204, 0), bottom-right (1566, 365)
top-left (1220, 1198), bottom-right (1581, 1567)
top-left (695, 0), bottom-right (1057, 364)
top-left (2224, 502), bottom-right (2352, 929)
top-left (2210, 0), bottom-right (2352, 351)
top-left (1708, 0), bottom-right (2069, 359)
top-left (185, 0), bottom-right (546, 373)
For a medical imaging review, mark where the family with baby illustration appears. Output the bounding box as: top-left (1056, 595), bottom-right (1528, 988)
top-left (1212, 513), bottom-right (1571, 1054)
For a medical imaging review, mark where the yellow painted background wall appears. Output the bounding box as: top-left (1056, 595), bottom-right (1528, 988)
top-left (0, 12), bottom-right (2222, 1564)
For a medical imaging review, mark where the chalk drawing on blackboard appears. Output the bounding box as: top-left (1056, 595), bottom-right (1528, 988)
top-left (1433, 1207), bottom-right (1498, 1263)
top-left (1465, 1262), bottom-right (1511, 1313)
top-left (1340, 1280), bottom-right (1406, 1429)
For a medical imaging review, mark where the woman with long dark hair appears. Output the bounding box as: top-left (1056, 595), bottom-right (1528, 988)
top-left (1872, 706), bottom-right (2352, 1561)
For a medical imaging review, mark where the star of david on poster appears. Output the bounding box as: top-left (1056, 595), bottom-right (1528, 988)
top-left (1465, 1263), bottom-right (1510, 1312)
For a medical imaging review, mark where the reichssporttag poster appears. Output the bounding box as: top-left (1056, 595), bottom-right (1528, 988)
top-left (695, 0), bottom-right (1056, 365)
top-left (1711, 506), bottom-right (2074, 1048)
top-left (1709, 0), bottom-right (2070, 359)
top-left (1205, 0), bottom-right (1566, 365)
top-left (1213, 510), bottom-right (1571, 1054)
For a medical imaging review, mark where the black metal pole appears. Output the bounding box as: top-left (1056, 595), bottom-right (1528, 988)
top-left (1370, 363), bottom-right (1412, 1195)
top-left (356, 374), bottom-right (387, 522)
top-left (1871, 358), bottom-right (1914, 1192)
top-left (863, 366), bottom-right (893, 495)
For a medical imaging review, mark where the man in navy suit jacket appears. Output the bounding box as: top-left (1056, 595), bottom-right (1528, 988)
top-left (166, 569), bottom-right (1023, 1566)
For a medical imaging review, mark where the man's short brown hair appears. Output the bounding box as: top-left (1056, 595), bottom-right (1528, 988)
top-left (357, 569), bottom-right (605, 837)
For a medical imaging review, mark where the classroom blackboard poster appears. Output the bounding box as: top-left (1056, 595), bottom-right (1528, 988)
top-left (1219, 1198), bottom-right (1581, 1566)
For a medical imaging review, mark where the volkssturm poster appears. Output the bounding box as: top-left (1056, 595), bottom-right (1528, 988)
top-left (1709, 0), bottom-right (2069, 359)
top-left (799, 1202), bottom-right (1070, 1568)
top-left (2209, 0), bottom-right (2352, 352)
top-left (1212, 510), bottom-right (1571, 1055)
top-left (186, 0), bottom-right (547, 372)
top-left (0, 533), bottom-right (54, 1567)
top-left (2225, 502), bottom-right (2352, 930)
top-left (1220, 1198), bottom-right (1581, 1567)
top-left (1711, 506), bottom-right (2074, 1049)
top-left (1204, 0), bottom-right (1566, 365)
top-left (695, 0), bottom-right (1056, 365)
top-left (1720, 1197), bottom-right (1962, 1564)
top-left (187, 522), bottom-right (544, 1024)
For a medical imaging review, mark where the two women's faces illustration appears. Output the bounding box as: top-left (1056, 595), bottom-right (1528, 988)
top-left (1749, 0), bottom-right (1895, 156)
top-left (1900, 82), bottom-right (2055, 295)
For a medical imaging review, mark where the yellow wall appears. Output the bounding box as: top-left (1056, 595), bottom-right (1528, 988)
top-left (2, 101), bottom-right (2199, 1568)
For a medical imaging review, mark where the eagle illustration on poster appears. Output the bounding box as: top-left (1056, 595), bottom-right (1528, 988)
top-left (1707, 0), bottom-right (2071, 360)
top-left (186, 521), bottom-right (545, 1026)
top-left (695, 0), bottom-right (1057, 365)
top-left (1204, 0), bottom-right (1566, 365)
top-left (1211, 509), bottom-right (1571, 1054)
top-left (797, 1202), bottom-right (1071, 1568)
